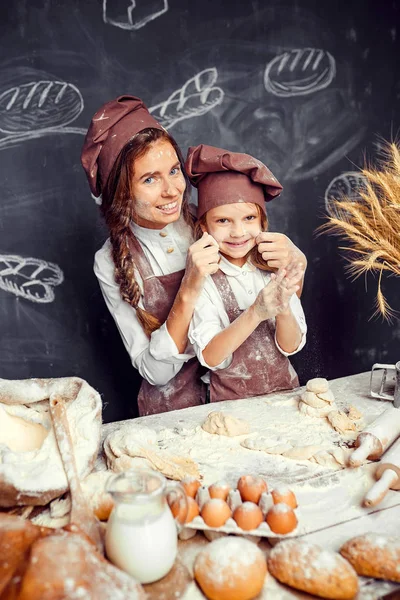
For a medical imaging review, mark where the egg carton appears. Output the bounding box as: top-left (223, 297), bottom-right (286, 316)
top-left (180, 513), bottom-right (300, 541)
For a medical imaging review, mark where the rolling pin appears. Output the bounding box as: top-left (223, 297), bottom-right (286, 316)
top-left (364, 437), bottom-right (400, 507)
top-left (349, 406), bottom-right (400, 468)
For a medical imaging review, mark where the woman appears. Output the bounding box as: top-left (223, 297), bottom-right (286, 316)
top-left (81, 95), bottom-right (306, 416)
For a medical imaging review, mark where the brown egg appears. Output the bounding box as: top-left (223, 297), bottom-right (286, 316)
top-left (170, 497), bottom-right (188, 523)
top-left (233, 502), bottom-right (264, 531)
top-left (266, 503), bottom-right (298, 534)
top-left (208, 481), bottom-right (232, 501)
top-left (185, 497), bottom-right (200, 523)
top-left (181, 477), bottom-right (201, 499)
top-left (201, 499), bottom-right (232, 528)
top-left (237, 475), bottom-right (268, 504)
top-left (271, 487), bottom-right (298, 509)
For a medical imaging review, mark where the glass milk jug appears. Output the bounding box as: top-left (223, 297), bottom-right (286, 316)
top-left (105, 469), bottom-right (188, 584)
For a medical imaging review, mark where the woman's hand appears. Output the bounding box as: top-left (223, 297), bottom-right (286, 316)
top-left (252, 268), bottom-right (300, 322)
top-left (181, 232), bottom-right (220, 299)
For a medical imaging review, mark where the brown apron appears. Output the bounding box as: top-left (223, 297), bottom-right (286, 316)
top-left (209, 270), bottom-right (299, 402)
top-left (128, 235), bottom-right (207, 416)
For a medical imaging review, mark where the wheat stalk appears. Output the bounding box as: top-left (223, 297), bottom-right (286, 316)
top-left (318, 141), bottom-right (400, 320)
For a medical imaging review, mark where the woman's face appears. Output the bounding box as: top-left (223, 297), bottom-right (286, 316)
top-left (130, 139), bottom-right (186, 230)
top-left (202, 202), bottom-right (262, 267)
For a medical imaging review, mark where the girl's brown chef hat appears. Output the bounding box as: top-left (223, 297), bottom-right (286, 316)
top-left (81, 95), bottom-right (163, 202)
top-left (185, 144), bottom-right (282, 219)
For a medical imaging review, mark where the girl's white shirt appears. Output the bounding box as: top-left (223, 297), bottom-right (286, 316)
top-left (189, 255), bottom-right (307, 370)
top-left (93, 217), bottom-right (195, 386)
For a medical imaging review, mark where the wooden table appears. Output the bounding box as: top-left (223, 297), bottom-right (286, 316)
top-left (102, 372), bottom-right (400, 599)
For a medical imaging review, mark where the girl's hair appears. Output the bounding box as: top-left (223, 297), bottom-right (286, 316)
top-left (194, 203), bottom-right (274, 272)
top-left (100, 128), bottom-right (193, 337)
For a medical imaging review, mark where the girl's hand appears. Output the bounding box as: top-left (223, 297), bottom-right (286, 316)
top-left (182, 232), bottom-right (220, 297)
top-left (255, 232), bottom-right (307, 271)
top-left (252, 268), bottom-right (299, 321)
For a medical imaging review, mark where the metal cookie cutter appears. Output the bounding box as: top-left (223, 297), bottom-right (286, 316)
top-left (370, 362), bottom-right (400, 408)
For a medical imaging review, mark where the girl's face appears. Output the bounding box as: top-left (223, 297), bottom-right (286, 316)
top-left (130, 139), bottom-right (186, 230)
top-left (202, 202), bottom-right (262, 267)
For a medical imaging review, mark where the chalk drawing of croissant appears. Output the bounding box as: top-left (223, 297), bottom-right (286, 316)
top-left (0, 78), bottom-right (87, 151)
top-left (103, 0), bottom-right (168, 30)
top-left (0, 255), bottom-right (64, 303)
top-left (264, 48), bottom-right (336, 97)
top-left (149, 68), bottom-right (224, 129)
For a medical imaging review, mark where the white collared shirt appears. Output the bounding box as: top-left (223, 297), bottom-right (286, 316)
top-left (189, 255), bottom-right (307, 370)
top-left (94, 217), bottom-right (195, 386)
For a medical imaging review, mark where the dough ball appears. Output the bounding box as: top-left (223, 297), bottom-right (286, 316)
top-left (327, 411), bottom-right (357, 434)
top-left (202, 411), bottom-right (250, 437)
top-left (317, 389), bottom-right (335, 403)
top-left (347, 405), bottom-right (362, 420)
top-left (301, 390), bottom-right (330, 409)
top-left (268, 540), bottom-right (359, 599)
top-left (194, 537), bottom-right (267, 600)
top-left (298, 401), bottom-right (335, 418)
top-left (306, 378), bottom-right (329, 394)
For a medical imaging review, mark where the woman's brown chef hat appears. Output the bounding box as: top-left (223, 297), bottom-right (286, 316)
top-left (81, 95), bottom-right (163, 202)
top-left (185, 144), bottom-right (282, 219)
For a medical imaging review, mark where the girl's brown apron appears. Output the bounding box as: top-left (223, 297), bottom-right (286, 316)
top-left (209, 270), bottom-right (299, 402)
top-left (128, 236), bottom-right (207, 416)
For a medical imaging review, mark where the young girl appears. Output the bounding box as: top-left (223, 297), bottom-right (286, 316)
top-left (185, 144), bottom-right (307, 402)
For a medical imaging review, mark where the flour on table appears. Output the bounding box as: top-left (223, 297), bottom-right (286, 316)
top-left (202, 411), bottom-right (250, 437)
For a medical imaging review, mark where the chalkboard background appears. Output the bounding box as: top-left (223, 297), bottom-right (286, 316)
top-left (1, 0), bottom-right (399, 422)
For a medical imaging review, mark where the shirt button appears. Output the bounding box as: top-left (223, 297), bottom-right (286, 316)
top-left (166, 247), bottom-right (175, 253)
top-left (248, 290), bottom-right (253, 295)
top-left (242, 272), bottom-right (247, 277)
top-left (159, 231), bottom-right (168, 237)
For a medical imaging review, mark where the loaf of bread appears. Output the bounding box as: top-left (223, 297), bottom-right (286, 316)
top-left (340, 533), bottom-right (400, 582)
top-left (194, 536), bottom-right (267, 600)
top-left (267, 539), bottom-right (359, 599)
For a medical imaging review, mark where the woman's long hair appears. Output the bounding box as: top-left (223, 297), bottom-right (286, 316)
top-left (194, 204), bottom-right (274, 272)
top-left (100, 128), bottom-right (193, 337)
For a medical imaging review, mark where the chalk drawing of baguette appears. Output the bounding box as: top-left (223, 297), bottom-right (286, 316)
top-left (149, 68), bottom-right (224, 129)
top-left (0, 255), bottom-right (64, 303)
top-left (264, 48), bottom-right (336, 97)
top-left (103, 0), bottom-right (168, 30)
top-left (0, 80), bottom-right (87, 151)
top-left (325, 172), bottom-right (368, 217)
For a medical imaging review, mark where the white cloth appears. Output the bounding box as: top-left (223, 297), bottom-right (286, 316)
top-left (94, 217), bottom-right (195, 386)
top-left (189, 255), bottom-right (307, 370)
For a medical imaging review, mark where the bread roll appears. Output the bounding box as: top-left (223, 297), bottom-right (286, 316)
top-left (194, 537), bottom-right (267, 600)
top-left (340, 533), bottom-right (400, 582)
top-left (267, 540), bottom-right (358, 599)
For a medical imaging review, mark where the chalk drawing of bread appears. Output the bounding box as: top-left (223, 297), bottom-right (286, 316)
top-left (0, 255), bottom-right (64, 303)
top-left (150, 68), bottom-right (224, 128)
top-left (0, 81), bottom-right (84, 133)
top-left (264, 48), bottom-right (336, 97)
top-left (325, 171), bottom-right (368, 215)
